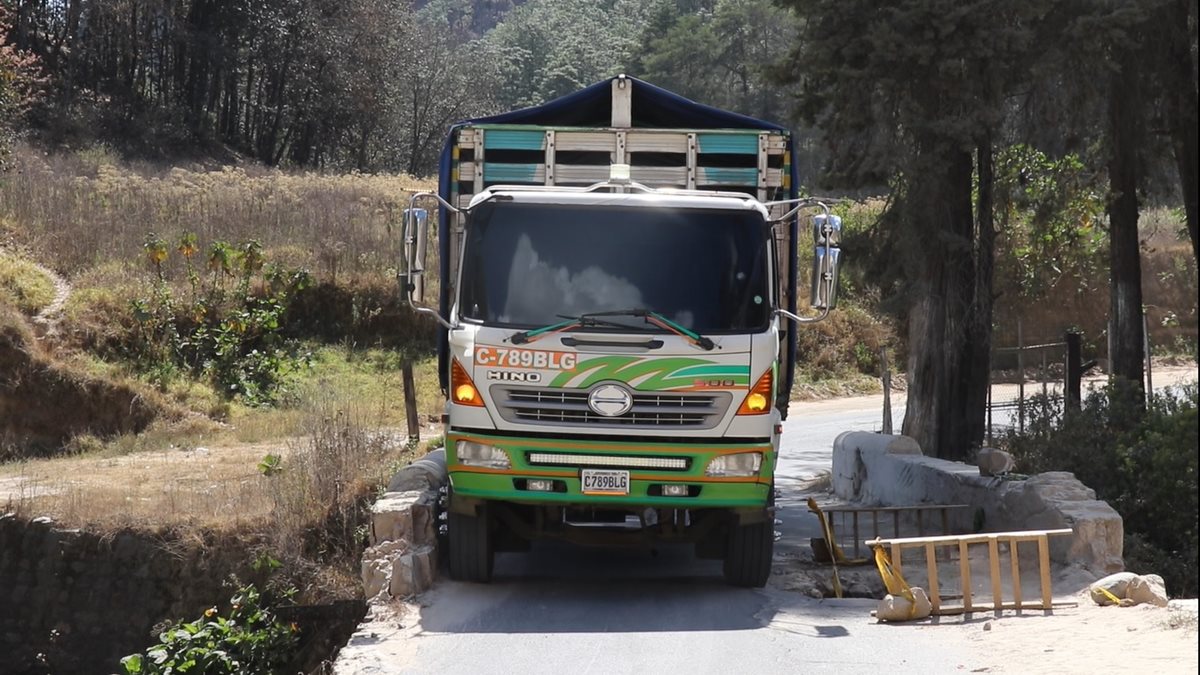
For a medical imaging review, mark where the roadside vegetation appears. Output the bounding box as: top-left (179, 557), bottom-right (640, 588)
top-left (1004, 385), bottom-right (1199, 598)
top-left (0, 146), bottom-right (444, 652)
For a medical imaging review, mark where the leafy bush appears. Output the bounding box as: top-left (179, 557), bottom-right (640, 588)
top-left (120, 585), bottom-right (298, 675)
top-left (1004, 381), bottom-right (1199, 597)
top-left (131, 232), bottom-right (314, 405)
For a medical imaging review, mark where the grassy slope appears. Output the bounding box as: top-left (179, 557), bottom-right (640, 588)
top-left (0, 251), bottom-right (56, 315)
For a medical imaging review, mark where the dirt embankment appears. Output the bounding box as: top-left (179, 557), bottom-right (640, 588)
top-left (0, 305), bottom-right (172, 458)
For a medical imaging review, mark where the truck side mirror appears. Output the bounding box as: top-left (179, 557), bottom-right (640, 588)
top-left (810, 214), bottom-right (842, 310)
top-left (403, 207), bottom-right (429, 305)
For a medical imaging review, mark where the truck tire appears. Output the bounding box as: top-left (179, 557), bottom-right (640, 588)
top-left (448, 504), bottom-right (494, 583)
top-left (723, 519), bottom-right (773, 587)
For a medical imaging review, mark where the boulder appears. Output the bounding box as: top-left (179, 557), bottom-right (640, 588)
top-left (875, 587), bottom-right (932, 622)
top-left (1128, 574), bottom-right (1169, 607)
top-left (1089, 572), bottom-right (1168, 607)
top-left (977, 447), bottom-right (1015, 477)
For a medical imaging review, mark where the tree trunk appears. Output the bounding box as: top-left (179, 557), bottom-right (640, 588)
top-left (1162, 0), bottom-right (1199, 262)
top-left (901, 141), bottom-right (981, 460)
top-left (1106, 46), bottom-right (1146, 394)
top-left (964, 140), bottom-right (996, 448)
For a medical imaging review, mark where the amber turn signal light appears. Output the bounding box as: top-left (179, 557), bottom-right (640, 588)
top-left (737, 369), bottom-right (773, 415)
top-left (451, 359), bottom-right (484, 407)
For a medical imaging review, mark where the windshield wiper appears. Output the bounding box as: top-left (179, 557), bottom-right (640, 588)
top-left (508, 314), bottom-right (634, 345)
top-left (575, 309), bottom-right (716, 351)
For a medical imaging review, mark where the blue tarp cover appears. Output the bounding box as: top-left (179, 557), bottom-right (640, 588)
top-left (436, 76), bottom-right (799, 402)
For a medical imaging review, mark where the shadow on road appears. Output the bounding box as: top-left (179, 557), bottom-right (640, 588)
top-left (419, 540), bottom-right (777, 634)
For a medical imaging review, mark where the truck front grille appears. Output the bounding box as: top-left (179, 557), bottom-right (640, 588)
top-left (494, 386), bottom-right (730, 429)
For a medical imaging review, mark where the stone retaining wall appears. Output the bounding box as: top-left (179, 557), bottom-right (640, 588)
top-left (359, 449), bottom-right (447, 601)
top-left (831, 432), bottom-right (1124, 573)
top-left (0, 516), bottom-right (254, 674)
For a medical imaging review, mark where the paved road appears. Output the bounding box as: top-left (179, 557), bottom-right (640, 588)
top-left (334, 396), bottom-right (989, 675)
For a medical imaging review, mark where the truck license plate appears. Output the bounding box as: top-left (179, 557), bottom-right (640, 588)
top-left (581, 469), bottom-right (630, 495)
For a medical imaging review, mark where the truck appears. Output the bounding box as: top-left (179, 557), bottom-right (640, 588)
top-left (403, 75), bottom-right (842, 587)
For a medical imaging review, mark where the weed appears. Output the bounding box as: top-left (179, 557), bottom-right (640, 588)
top-left (120, 584), bottom-right (298, 675)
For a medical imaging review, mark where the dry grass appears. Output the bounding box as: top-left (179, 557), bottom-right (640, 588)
top-left (0, 144), bottom-right (433, 280)
top-left (0, 348), bottom-right (442, 526)
top-left (0, 250), bottom-right (56, 315)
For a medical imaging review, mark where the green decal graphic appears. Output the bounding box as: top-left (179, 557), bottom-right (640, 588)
top-left (549, 356), bottom-right (750, 390)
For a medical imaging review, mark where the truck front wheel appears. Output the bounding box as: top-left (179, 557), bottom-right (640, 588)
top-left (448, 503), bottom-right (494, 582)
top-left (722, 519), bottom-right (773, 587)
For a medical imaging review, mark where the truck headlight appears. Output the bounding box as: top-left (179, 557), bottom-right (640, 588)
top-left (705, 452), bottom-right (762, 477)
top-left (455, 441), bottom-right (511, 469)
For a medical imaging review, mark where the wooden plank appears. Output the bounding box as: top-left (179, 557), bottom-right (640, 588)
top-left (697, 166), bottom-right (769, 187)
top-left (544, 130), bottom-right (555, 186)
top-left (555, 131), bottom-right (616, 152)
top-left (868, 528), bottom-right (1073, 547)
top-left (891, 543), bottom-right (903, 580)
top-left (483, 162), bottom-right (543, 183)
top-left (852, 511), bottom-right (861, 559)
top-left (1038, 535), bottom-right (1052, 609)
top-left (555, 165), bottom-right (612, 184)
top-left (960, 541), bottom-right (973, 613)
top-left (822, 504), bottom-right (971, 513)
top-left (989, 538), bottom-right (1003, 610)
top-left (627, 131), bottom-right (689, 154)
top-left (483, 129), bottom-right (545, 151)
top-left (697, 132), bottom-right (759, 154)
top-left (925, 543), bottom-right (940, 613)
top-left (1010, 540), bottom-right (1023, 608)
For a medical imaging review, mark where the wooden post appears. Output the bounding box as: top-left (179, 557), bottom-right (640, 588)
top-left (852, 512), bottom-right (861, 559)
top-left (1017, 319), bottom-right (1025, 434)
top-left (989, 538), bottom-right (1003, 610)
top-left (1144, 314), bottom-right (1153, 398)
top-left (1041, 351), bottom-right (1048, 399)
top-left (986, 359), bottom-right (993, 444)
top-left (1010, 541), bottom-right (1023, 608)
top-left (402, 360), bottom-right (420, 441)
top-left (925, 543), bottom-right (941, 613)
top-left (1038, 535), bottom-right (1052, 609)
top-left (881, 348), bottom-right (893, 434)
top-left (960, 541), bottom-right (973, 612)
top-left (1065, 331), bottom-right (1083, 411)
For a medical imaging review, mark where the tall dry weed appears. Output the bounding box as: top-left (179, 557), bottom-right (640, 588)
top-left (265, 396), bottom-right (416, 565)
top-left (0, 145), bottom-right (434, 281)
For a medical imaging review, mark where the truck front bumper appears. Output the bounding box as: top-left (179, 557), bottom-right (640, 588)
top-left (446, 430), bottom-right (774, 509)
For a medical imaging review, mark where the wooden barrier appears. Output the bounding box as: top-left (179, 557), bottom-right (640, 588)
top-left (820, 503), bottom-right (972, 560)
top-left (868, 528), bottom-right (1073, 615)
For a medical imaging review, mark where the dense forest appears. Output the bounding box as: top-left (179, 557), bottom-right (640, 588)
top-left (2, 0), bottom-right (1198, 459)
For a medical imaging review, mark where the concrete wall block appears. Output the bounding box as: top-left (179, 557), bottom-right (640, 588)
top-left (370, 490), bottom-right (436, 546)
top-left (361, 540), bottom-right (408, 600)
top-left (388, 544), bottom-right (437, 598)
top-left (831, 432), bottom-right (1124, 572)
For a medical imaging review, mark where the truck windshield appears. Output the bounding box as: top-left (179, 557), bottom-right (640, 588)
top-left (459, 202), bottom-right (770, 332)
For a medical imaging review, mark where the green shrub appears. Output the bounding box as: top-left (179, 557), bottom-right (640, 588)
top-left (131, 232), bottom-right (314, 405)
top-left (1003, 381), bottom-right (1199, 597)
top-left (120, 584), bottom-right (298, 675)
